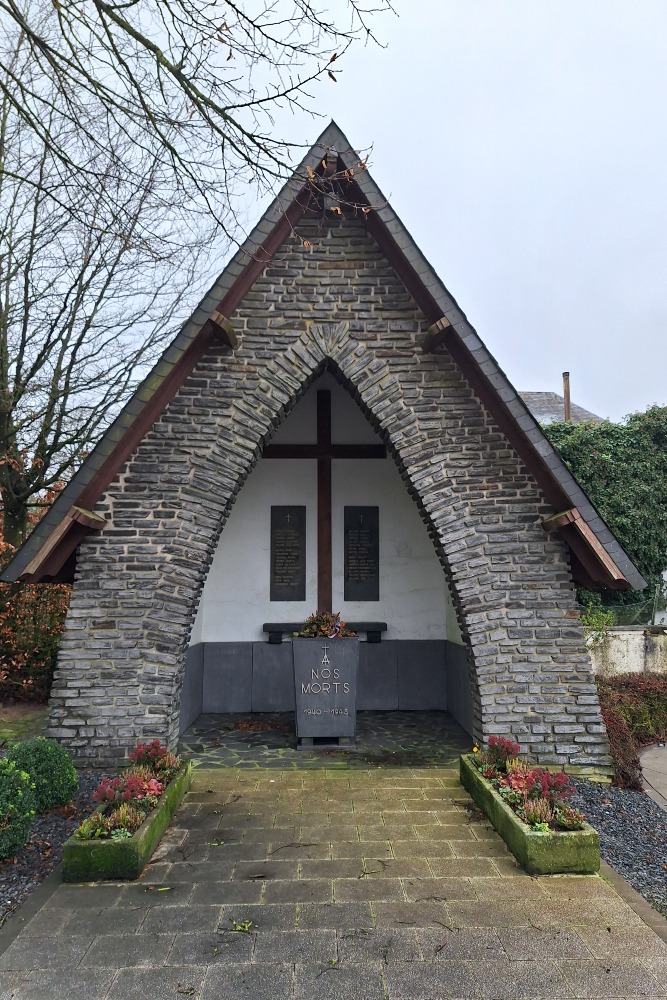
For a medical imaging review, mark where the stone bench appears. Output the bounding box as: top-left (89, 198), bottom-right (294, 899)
top-left (262, 622), bottom-right (388, 645)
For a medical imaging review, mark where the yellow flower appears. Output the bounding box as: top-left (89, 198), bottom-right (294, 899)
top-left (472, 745), bottom-right (479, 754)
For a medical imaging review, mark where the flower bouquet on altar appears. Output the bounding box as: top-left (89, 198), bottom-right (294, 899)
top-left (292, 610), bottom-right (356, 639)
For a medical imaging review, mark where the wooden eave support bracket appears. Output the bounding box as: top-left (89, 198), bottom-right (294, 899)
top-left (542, 507), bottom-right (629, 589)
top-left (422, 317), bottom-right (452, 353)
top-left (206, 311), bottom-right (236, 349)
top-left (20, 505), bottom-right (105, 582)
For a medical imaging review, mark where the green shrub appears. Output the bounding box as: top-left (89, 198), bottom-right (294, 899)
top-left (6, 737), bottom-right (78, 811)
top-left (0, 758), bottom-right (36, 858)
top-left (596, 673), bottom-right (667, 787)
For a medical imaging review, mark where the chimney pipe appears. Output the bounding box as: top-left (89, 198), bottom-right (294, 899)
top-left (562, 372), bottom-right (571, 422)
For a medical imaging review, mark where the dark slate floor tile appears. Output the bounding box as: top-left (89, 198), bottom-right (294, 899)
top-left (416, 926), bottom-right (502, 960)
top-left (299, 859), bottom-right (364, 880)
top-left (201, 962), bottom-right (294, 1000)
top-left (253, 929), bottom-right (336, 964)
top-left (168, 930), bottom-right (255, 965)
top-left (107, 966), bottom-right (207, 1000)
top-left (207, 842), bottom-right (273, 862)
top-left (559, 959), bottom-right (665, 997)
top-left (160, 861), bottom-right (235, 882)
top-left (19, 907), bottom-right (76, 936)
top-left (0, 972), bottom-right (28, 1000)
top-left (140, 905), bottom-right (222, 934)
top-left (190, 881), bottom-right (264, 905)
top-left (79, 932), bottom-right (173, 969)
top-left (294, 962), bottom-right (385, 1000)
top-left (218, 904), bottom-right (297, 931)
top-left (42, 885), bottom-right (124, 910)
top-left (385, 960), bottom-right (480, 999)
top-left (497, 926), bottom-right (592, 960)
top-left (263, 879), bottom-right (332, 904)
top-left (401, 877), bottom-right (476, 902)
top-left (62, 905), bottom-right (148, 936)
top-left (337, 927), bottom-right (421, 963)
top-left (373, 901), bottom-right (449, 928)
top-left (334, 877), bottom-right (404, 902)
top-left (0, 935), bottom-right (93, 972)
top-left (297, 902), bottom-right (373, 929)
top-left (12, 970), bottom-right (117, 1000)
top-left (473, 959), bottom-right (573, 999)
top-left (114, 882), bottom-right (194, 907)
top-left (233, 860), bottom-right (300, 881)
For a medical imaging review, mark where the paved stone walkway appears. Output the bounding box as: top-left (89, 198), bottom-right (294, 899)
top-left (2, 767), bottom-right (667, 999)
top-left (640, 743), bottom-right (667, 812)
top-left (178, 711), bottom-right (469, 768)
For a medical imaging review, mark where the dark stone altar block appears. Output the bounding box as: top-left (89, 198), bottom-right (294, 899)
top-left (344, 506), bottom-right (379, 601)
top-left (293, 638), bottom-right (358, 739)
top-left (397, 640), bottom-right (447, 710)
top-left (270, 506), bottom-right (306, 601)
top-left (251, 641), bottom-right (295, 712)
top-left (357, 641), bottom-right (399, 710)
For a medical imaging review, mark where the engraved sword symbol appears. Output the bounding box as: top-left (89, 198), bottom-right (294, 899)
top-left (321, 643), bottom-right (330, 666)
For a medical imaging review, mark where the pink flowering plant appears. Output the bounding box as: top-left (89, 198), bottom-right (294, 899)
top-left (471, 736), bottom-right (586, 832)
top-left (75, 740), bottom-right (181, 841)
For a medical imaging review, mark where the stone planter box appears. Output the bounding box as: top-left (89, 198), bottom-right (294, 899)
top-left (293, 637), bottom-right (359, 742)
top-left (62, 763), bottom-right (192, 882)
top-left (459, 754), bottom-right (600, 875)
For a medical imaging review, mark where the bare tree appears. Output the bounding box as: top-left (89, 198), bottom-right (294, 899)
top-left (0, 2), bottom-right (393, 546)
top-left (0, 34), bottom-right (212, 546)
top-left (0, 1), bottom-right (394, 239)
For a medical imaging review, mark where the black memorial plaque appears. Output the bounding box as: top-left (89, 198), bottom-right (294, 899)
top-left (270, 506), bottom-right (306, 601)
top-left (344, 506), bottom-right (379, 601)
top-left (293, 638), bottom-right (358, 739)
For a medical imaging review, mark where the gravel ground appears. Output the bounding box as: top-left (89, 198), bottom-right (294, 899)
top-left (0, 772), bottom-right (103, 927)
top-left (1, 770), bottom-right (666, 928)
top-left (571, 777), bottom-right (667, 916)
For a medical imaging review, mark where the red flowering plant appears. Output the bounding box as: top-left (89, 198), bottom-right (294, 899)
top-left (0, 489), bottom-right (71, 702)
top-left (75, 739), bottom-right (181, 840)
top-left (471, 738), bottom-right (586, 832)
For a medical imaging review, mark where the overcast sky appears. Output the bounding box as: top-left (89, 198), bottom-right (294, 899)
top-left (266, 0), bottom-right (667, 423)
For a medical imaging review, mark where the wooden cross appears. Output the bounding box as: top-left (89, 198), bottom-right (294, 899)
top-left (263, 389), bottom-right (386, 610)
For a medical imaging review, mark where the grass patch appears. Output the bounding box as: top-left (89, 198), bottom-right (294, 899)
top-left (0, 704), bottom-right (48, 743)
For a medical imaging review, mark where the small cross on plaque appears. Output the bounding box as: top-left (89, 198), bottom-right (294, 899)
top-left (285, 512), bottom-right (291, 523)
top-left (321, 643), bottom-right (330, 665)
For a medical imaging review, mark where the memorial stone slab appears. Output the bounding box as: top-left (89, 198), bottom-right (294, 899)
top-left (344, 506), bottom-right (379, 601)
top-left (270, 505), bottom-right (306, 602)
top-left (293, 638), bottom-right (358, 739)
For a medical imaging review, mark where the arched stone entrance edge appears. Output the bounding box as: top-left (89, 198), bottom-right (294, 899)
top-left (48, 319), bottom-right (610, 775)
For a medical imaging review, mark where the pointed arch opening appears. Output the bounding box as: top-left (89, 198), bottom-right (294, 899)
top-left (179, 353), bottom-right (478, 744)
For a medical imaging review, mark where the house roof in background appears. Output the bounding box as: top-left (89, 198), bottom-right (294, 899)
top-left (0, 122), bottom-right (646, 593)
top-left (520, 392), bottom-right (604, 425)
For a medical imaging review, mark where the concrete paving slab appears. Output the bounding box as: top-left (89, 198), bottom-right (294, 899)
top-left (2, 764), bottom-right (667, 1000)
top-left (640, 744), bottom-right (667, 810)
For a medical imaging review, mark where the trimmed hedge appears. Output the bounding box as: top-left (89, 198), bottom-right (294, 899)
top-left (6, 737), bottom-right (78, 811)
top-left (0, 759), bottom-right (36, 858)
top-left (597, 673), bottom-right (667, 788)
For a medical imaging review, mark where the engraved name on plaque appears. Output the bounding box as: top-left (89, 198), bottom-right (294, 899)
top-left (344, 506), bottom-right (379, 601)
top-left (270, 506), bottom-right (306, 601)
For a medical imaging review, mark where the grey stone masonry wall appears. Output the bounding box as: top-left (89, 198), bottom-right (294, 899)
top-left (48, 209), bottom-right (611, 773)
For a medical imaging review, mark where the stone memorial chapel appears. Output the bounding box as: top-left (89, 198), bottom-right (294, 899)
top-left (3, 123), bottom-right (644, 772)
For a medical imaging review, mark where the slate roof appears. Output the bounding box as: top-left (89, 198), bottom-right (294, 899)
top-left (0, 122), bottom-right (646, 593)
top-left (519, 392), bottom-right (604, 425)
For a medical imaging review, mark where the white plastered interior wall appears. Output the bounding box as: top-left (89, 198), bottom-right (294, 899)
top-left (190, 374), bottom-right (463, 643)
